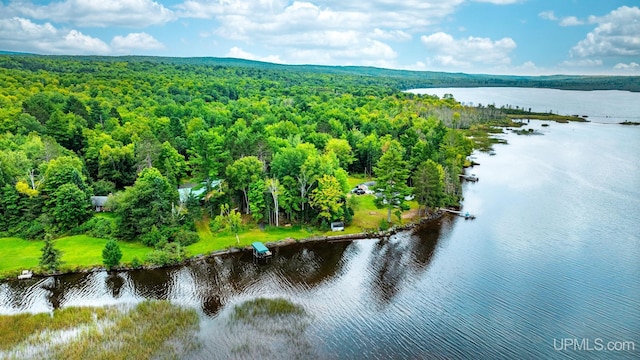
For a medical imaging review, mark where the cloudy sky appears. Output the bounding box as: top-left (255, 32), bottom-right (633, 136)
top-left (0, 0), bottom-right (638, 75)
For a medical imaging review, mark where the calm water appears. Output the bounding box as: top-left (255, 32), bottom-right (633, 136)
top-left (409, 87), bottom-right (640, 124)
top-left (2, 90), bottom-right (639, 359)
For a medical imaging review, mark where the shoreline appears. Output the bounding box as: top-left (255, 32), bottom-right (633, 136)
top-left (1, 211), bottom-right (446, 282)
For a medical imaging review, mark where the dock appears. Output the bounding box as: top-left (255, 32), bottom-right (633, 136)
top-left (252, 242), bottom-right (273, 263)
top-left (441, 208), bottom-right (476, 220)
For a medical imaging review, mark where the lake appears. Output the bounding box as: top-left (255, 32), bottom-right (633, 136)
top-left (408, 87), bottom-right (640, 124)
top-left (2, 88), bottom-right (639, 358)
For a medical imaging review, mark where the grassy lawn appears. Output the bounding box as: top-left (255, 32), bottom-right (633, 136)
top-left (188, 222), bottom-right (321, 255)
top-left (346, 194), bottom-right (420, 233)
top-left (0, 236), bottom-right (150, 277)
top-left (0, 238), bottom-right (42, 273)
top-left (56, 235), bottom-right (150, 268)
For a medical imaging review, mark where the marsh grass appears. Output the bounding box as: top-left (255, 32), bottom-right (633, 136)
top-left (0, 307), bottom-right (109, 351)
top-left (231, 297), bottom-right (306, 322)
top-left (0, 301), bottom-right (200, 360)
top-left (227, 298), bottom-right (314, 358)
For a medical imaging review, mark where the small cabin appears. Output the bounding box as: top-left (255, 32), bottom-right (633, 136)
top-left (330, 221), bottom-right (345, 232)
top-left (252, 242), bottom-right (272, 262)
top-left (90, 196), bottom-right (110, 212)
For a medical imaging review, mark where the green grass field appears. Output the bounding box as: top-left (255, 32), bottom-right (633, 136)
top-left (0, 236), bottom-right (150, 278)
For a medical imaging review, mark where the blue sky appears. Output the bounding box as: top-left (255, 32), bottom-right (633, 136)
top-left (0, 0), bottom-right (638, 75)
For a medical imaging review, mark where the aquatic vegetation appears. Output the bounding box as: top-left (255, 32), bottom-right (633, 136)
top-left (227, 297), bottom-right (314, 358)
top-left (231, 297), bottom-right (306, 321)
top-left (0, 301), bottom-right (200, 360)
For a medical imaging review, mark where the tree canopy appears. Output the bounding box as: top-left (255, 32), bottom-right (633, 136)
top-left (0, 54), bottom-right (502, 244)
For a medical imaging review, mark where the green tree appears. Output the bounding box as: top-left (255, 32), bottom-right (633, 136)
top-left (98, 144), bottom-right (137, 189)
top-left (102, 240), bottom-right (123, 270)
top-left (325, 138), bottom-right (355, 170)
top-left (41, 155), bottom-right (88, 196)
top-left (413, 160), bottom-right (445, 215)
top-left (188, 128), bottom-right (229, 183)
top-left (225, 156), bottom-right (264, 214)
top-left (219, 204), bottom-right (243, 245)
top-left (309, 175), bottom-right (344, 224)
top-left (111, 167), bottom-right (178, 241)
top-left (374, 140), bottom-right (410, 223)
top-left (248, 178), bottom-right (266, 223)
top-left (49, 183), bottom-right (91, 232)
top-left (22, 93), bottom-right (55, 124)
top-left (155, 141), bottom-right (187, 187)
top-left (39, 235), bottom-right (63, 273)
top-left (266, 178), bottom-right (280, 226)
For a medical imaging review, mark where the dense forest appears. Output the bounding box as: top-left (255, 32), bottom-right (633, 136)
top-left (0, 54), bottom-right (572, 266)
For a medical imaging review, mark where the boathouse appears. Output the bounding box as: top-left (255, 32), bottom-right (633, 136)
top-left (252, 242), bottom-right (272, 262)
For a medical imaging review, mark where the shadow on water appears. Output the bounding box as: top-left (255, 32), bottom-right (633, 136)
top-left (105, 272), bottom-right (125, 299)
top-left (367, 217), bottom-right (451, 307)
top-left (127, 266), bottom-right (179, 300)
top-left (187, 241), bottom-right (352, 317)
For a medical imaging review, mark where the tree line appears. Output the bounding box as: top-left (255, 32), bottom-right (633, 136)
top-left (1, 55), bottom-right (500, 252)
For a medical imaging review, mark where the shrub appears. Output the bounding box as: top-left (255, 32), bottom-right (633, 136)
top-left (140, 225), bottom-right (166, 247)
top-left (24, 221), bottom-right (46, 240)
top-left (172, 229), bottom-right (199, 246)
top-left (145, 242), bottom-right (187, 266)
top-left (378, 218), bottom-right (390, 231)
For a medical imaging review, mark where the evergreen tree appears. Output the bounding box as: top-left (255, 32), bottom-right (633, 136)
top-left (413, 160), bottom-right (445, 215)
top-left (39, 235), bottom-right (63, 272)
top-left (374, 140), bottom-right (410, 223)
top-left (102, 240), bottom-right (123, 270)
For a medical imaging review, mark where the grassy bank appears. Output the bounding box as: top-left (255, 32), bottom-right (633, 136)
top-left (1, 178), bottom-right (421, 279)
top-left (0, 300), bottom-right (199, 360)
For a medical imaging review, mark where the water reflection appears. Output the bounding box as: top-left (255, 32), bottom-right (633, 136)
top-left (367, 220), bottom-right (445, 307)
top-left (128, 267), bottom-right (177, 300)
top-left (105, 272), bottom-right (125, 298)
top-left (1, 229), bottom-right (420, 315)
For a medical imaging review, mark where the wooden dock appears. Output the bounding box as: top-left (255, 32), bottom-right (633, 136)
top-left (441, 208), bottom-right (476, 220)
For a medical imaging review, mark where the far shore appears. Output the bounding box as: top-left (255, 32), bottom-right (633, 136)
top-left (507, 114), bottom-right (588, 123)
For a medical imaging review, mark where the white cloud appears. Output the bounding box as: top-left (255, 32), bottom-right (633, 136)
top-left (472, 0), bottom-right (522, 4)
top-left (613, 62), bottom-right (640, 72)
top-left (420, 32), bottom-right (517, 69)
top-left (371, 28), bottom-right (412, 41)
top-left (561, 59), bottom-right (603, 67)
top-left (571, 6), bottom-right (640, 58)
top-left (539, 11), bottom-right (557, 21)
top-left (178, 0), bottom-right (463, 30)
top-left (559, 16), bottom-right (583, 26)
top-left (0, 17), bottom-right (110, 54)
top-left (111, 32), bottom-right (165, 52)
top-left (226, 46), bottom-right (283, 63)
top-left (6, 0), bottom-right (175, 28)
top-left (178, 1), bottom-right (405, 66)
top-left (540, 10), bottom-right (585, 26)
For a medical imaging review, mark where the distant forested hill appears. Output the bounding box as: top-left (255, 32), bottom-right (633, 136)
top-left (1, 54), bottom-right (638, 92)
